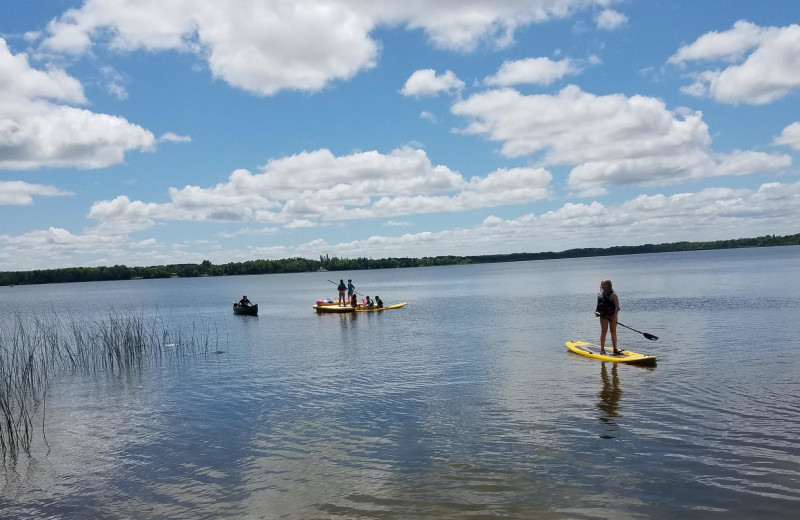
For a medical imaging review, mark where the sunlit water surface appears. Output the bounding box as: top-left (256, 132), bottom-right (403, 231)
top-left (2, 247), bottom-right (800, 519)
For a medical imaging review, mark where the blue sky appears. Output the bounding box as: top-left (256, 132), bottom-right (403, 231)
top-left (1, 0), bottom-right (799, 271)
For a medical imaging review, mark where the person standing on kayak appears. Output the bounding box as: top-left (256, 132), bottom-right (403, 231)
top-left (337, 279), bottom-right (347, 306)
top-left (347, 279), bottom-right (355, 301)
top-left (594, 279), bottom-right (620, 355)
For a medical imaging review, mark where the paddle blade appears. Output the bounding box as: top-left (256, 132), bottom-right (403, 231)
top-left (643, 332), bottom-right (659, 341)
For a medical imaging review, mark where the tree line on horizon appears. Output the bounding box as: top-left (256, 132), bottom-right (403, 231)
top-left (1, 233), bottom-right (798, 287)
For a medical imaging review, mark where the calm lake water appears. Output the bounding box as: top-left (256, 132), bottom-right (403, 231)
top-left (2, 246), bottom-right (800, 519)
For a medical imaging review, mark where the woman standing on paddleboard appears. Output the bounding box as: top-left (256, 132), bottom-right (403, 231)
top-left (595, 279), bottom-right (620, 355)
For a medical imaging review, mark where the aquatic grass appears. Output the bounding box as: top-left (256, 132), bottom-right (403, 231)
top-left (0, 313), bottom-right (48, 461)
top-left (0, 307), bottom-right (222, 463)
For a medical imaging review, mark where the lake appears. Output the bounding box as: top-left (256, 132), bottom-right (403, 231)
top-left (1, 246), bottom-right (799, 519)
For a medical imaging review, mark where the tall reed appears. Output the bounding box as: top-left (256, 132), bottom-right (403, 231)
top-left (0, 307), bottom-right (220, 462)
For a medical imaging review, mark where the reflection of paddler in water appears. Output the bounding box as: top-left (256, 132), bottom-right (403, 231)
top-left (597, 363), bottom-right (622, 438)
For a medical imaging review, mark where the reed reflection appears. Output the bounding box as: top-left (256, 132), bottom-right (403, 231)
top-left (597, 363), bottom-right (622, 439)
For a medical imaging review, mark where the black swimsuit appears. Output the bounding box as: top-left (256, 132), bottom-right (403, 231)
top-left (597, 291), bottom-right (616, 316)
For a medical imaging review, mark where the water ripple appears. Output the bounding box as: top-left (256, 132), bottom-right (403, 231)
top-left (4, 249), bottom-right (800, 518)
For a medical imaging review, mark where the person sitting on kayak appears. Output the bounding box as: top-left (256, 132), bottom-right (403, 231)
top-left (350, 292), bottom-right (359, 308)
top-left (594, 279), bottom-right (620, 355)
top-left (238, 295), bottom-right (251, 307)
top-left (337, 279), bottom-right (347, 306)
top-left (375, 296), bottom-right (383, 308)
top-left (365, 296), bottom-right (374, 309)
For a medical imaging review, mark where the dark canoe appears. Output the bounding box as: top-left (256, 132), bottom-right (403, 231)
top-left (233, 303), bottom-right (258, 315)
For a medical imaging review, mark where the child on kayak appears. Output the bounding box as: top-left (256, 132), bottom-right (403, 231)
top-left (375, 296), bottom-right (383, 308)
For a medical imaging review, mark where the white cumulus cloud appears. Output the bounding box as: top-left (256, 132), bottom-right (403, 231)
top-left (0, 37), bottom-right (155, 170)
top-left (280, 179), bottom-right (800, 259)
top-left (0, 181), bottom-right (73, 205)
top-left (451, 85), bottom-right (791, 194)
top-left (484, 57), bottom-right (580, 86)
top-left (87, 147), bottom-right (552, 231)
top-left (595, 10), bottom-right (627, 31)
top-left (669, 21), bottom-right (800, 105)
top-left (402, 69), bottom-right (465, 97)
top-left (5, 179), bottom-right (800, 271)
top-left (774, 122), bottom-right (800, 150)
top-left (36, 0), bottom-right (613, 96)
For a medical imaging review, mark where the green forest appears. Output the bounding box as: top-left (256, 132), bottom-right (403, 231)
top-left (2, 233), bottom-right (798, 286)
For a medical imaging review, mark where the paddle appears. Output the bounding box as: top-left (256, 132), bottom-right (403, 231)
top-left (598, 314), bottom-right (658, 341)
top-left (327, 279), bottom-right (364, 296)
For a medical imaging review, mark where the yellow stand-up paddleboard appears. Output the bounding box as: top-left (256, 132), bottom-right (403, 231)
top-left (313, 304), bottom-right (356, 313)
top-left (565, 341), bottom-right (656, 364)
top-left (356, 302), bottom-right (406, 312)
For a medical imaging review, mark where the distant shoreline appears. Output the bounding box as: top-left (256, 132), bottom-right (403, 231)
top-left (2, 233), bottom-right (798, 287)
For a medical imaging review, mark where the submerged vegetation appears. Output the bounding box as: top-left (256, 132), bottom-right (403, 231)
top-left (0, 308), bottom-right (221, 462)
top-left (1, 233), bottom-right (799, 286)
